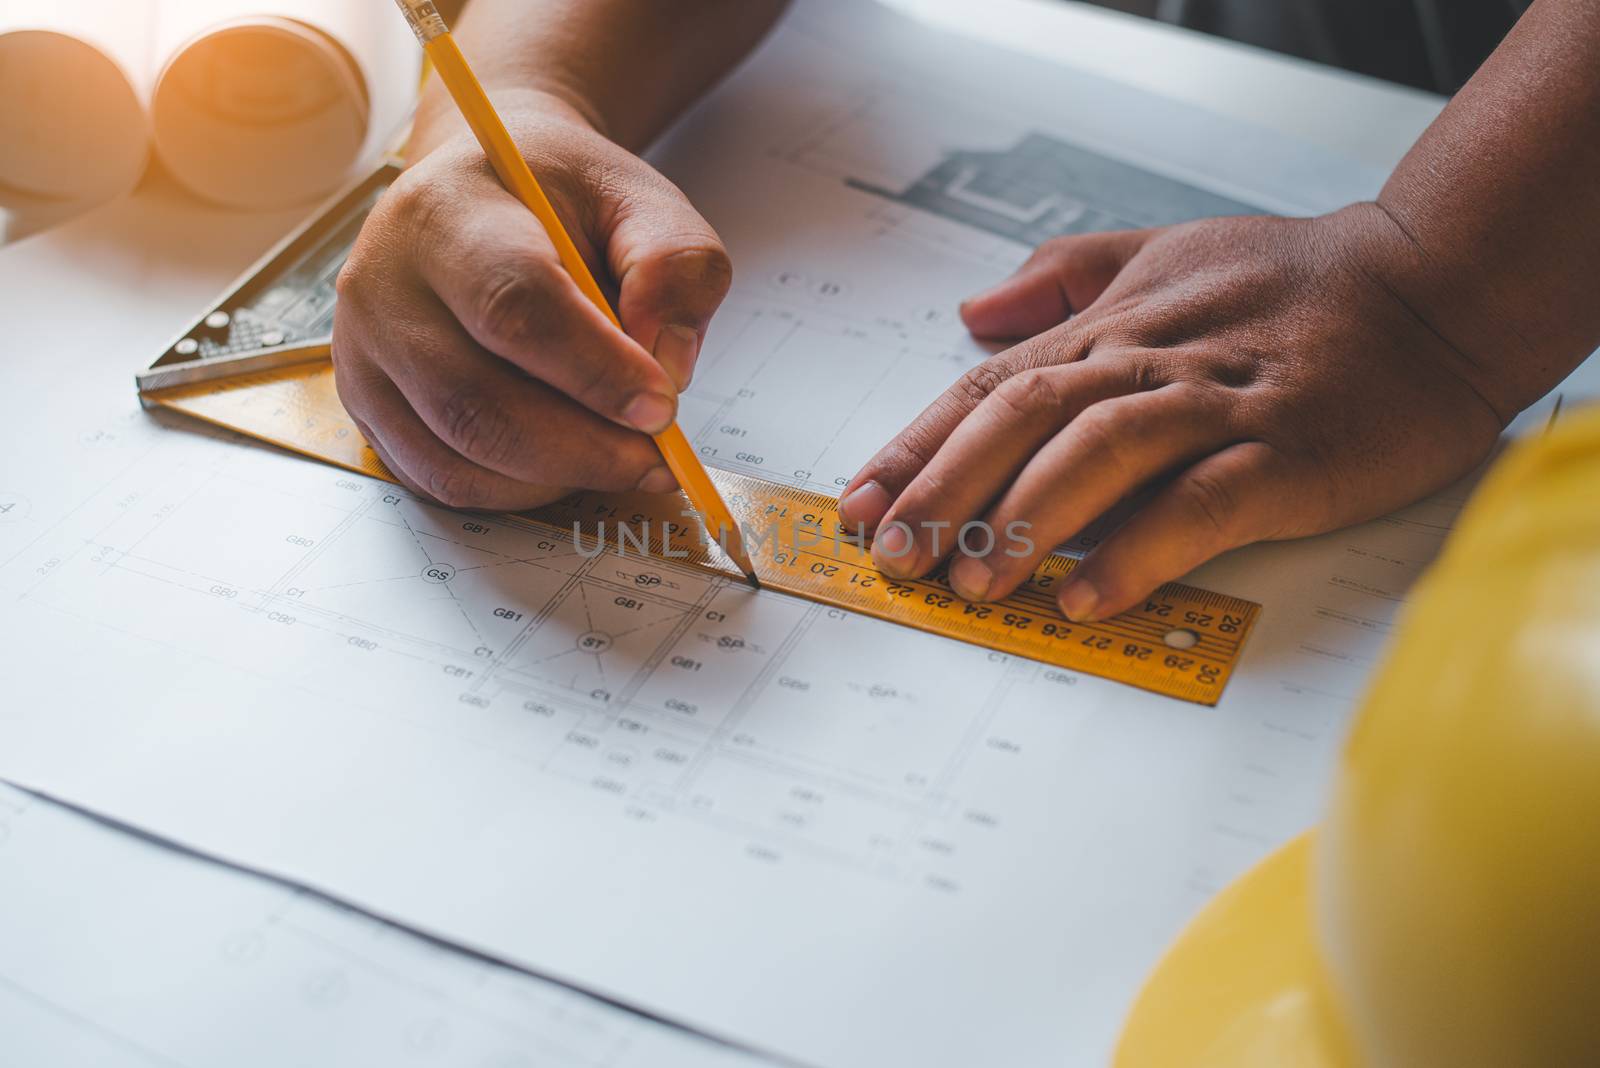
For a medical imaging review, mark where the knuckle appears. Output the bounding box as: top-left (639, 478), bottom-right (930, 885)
top-left (474, 267), bottom-right (553, 351)
top-left (333, 256), bottom-right (363, 300)
top-left (1070, 407), bottom-right (1136, 481)
top-left (439, 384), bottom-right (521, 469)
top-left (389, 158), bottom-right (455, 219)
top-left (386, 171), bottom-right (446, 250)
top-left (1160, 377), bottom-right (1230, 425)
top-left (339, 177), bottom-right (437, 303)
top-left (423, 461), bottom-right (487, 509)
top-left (1087, 310), bottom-right (1148, 352)
top-left (1015, 321), bottom-right (1095, 370)
top-left (335, 236), bottom-right (387, 306)
top-left (989, 367), bottom-right (1063, 423)
top-left (385, 162), bottom-right (431, 208)
top-left (871, 433), bottom-right (939, 489)
top-left (1118, 352), bottom-right (1168, 394)
top-left (954, 360), bottom-right (1016, 410)
top-left (1204, 350), bottom-right (1261, 389)
top-left (1177, 470), bottom-right (1238, 539)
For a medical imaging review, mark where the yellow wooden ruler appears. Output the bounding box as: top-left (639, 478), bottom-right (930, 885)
top-left (134, 160), bottom-right (1259, 704)
top-left (143, 361), bottom-right (1258, 705)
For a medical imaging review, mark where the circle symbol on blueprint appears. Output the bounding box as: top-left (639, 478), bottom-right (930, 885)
top-left (0, 492), bottom-right (30, 523)
top-left (219, 929), bottom-right (266, 966)
top-left (576, 630), bottom-right (614, 655)
top-left (422, 562), bottom-right (457, 583)
top-left (301, 968), bottom-right (350, 1007)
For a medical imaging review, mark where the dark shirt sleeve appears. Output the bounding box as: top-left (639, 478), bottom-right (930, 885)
top-left (1164, 0), bottom-right (1529, 92)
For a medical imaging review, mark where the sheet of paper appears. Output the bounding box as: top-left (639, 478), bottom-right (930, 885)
top-left (0, 783), bottom-right (779, 1068)
top-left (0, 3), bottom-right (1593, 1067)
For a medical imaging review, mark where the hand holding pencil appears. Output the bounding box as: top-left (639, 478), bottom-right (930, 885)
top-left (332, 0), bottom-right (757, 584)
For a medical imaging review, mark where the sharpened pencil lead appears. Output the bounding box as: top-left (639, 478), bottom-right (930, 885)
top-left (719, 525), bottom-right (761, 590)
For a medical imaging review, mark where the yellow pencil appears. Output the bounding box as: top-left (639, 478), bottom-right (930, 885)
top-left (392, 0), bottom-right (760, 588)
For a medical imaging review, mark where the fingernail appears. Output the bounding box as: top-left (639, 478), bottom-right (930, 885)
top-left (839, 480), bottom-right (891, 528)
top-left (624, 392), bottom-right (676, 434)
top-left (636, 465), bottom-right (677, 494)
top-left (1059, 579), bottom-right (1099, 622)
top-left (654, 324), bottom-right (699, 392)
top-left (949, 556), bottom-right (993, 602)
top-left (872, 521), bottom-right (916, 576)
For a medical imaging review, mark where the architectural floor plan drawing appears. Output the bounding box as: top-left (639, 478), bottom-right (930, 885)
top-left (10, 2), bottom-right (1583, 1068)
top-left (848, 131), bottom-right (1259, 245)
top-left (18, 432), bottom-right (1090, 896)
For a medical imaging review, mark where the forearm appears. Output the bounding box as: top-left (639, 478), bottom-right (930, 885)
top-left (412, 0), bottom-right (789, 155)
top-left (1373, 0), bottom-right (1600, 417)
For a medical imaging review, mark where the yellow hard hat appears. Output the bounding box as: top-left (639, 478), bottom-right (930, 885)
top-left (1115, 404), bottom-right (1600, 1068)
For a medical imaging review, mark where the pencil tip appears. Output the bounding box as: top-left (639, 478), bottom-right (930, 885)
top-left (719, 527), bottom-right (761, 590)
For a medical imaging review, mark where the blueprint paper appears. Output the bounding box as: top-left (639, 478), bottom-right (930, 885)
top-left (0, 2), bottom-right (1592, 1067)
top-left (0, 784), bottom-right (779, 1068)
